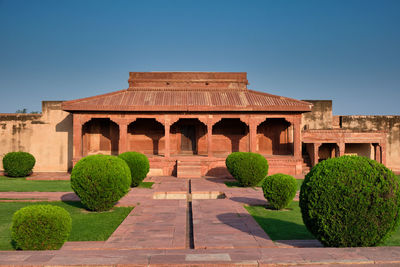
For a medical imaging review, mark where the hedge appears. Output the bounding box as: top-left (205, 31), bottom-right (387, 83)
top-left (300, 156), bottom-right (400, 247)
top-left (71, 155), bottom-right (131, 211)
top-left (118, 152), bottom-right (150, 187)
top-left (262, 173), bottom-right (297, 210)
top-left (3, 152), bottom-right (35, 177)
top-left (11, 205), bottom-right (72, 250)
top-left (225, 152), bottom-right (268, 187)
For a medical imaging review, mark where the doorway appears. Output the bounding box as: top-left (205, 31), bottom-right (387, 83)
top-left (180, 125), bottom-right (196, 154)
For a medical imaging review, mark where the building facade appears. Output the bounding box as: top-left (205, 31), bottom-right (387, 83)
top-left (0, 72), bottom-right (397, 177)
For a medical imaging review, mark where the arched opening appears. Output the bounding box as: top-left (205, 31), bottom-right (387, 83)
top-left (82, 118), bottom-right (119, 156)
top-left (128, 118), bottom-right (165, 156)
top-left (212, 118), bottom-right (248, 156)
top-left (257, 118), bottom-right (292, 155)
top-left (318, 143), bottom-right (338, 161)
top-left (345, 143), bottom-right (373, 159)
top-left (170, 118), bottom-right (207, 155)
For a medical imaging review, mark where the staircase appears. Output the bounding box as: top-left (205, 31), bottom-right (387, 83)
top-left (302, 154), bottom-right (312, 175)
top-left (177, 161), bottom-right (202, 178)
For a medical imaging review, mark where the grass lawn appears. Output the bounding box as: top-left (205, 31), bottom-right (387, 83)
top-left (0, 201), bottom-right (133, 250)
top-left (245, 202), bottom-right (314, 240)
top-left (0, 177), bottom-right (154, 191)
top-left (138, 181), bottom-right (154, 188)
top-left (246, 201), bottom-right (400, 246)
top-left (0, 176), bottom-right (72, 192)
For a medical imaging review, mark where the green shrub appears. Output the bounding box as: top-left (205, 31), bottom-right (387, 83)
top-left (225, 152), bottom-right (241, 175)
top-left (262, 173), bottom-right (297, 210)
top-left (225, 152), bottom-right (268, 187)
top-left (118, 152), bottom-right (150, 187)
top-left (71, 155), bottom-right (131, 211)
top-left (11, 205), bottom-right (72, 250)
top-left (3, 152), bottom-right (36, 177)
top-left (300, 156), bottom-right (400, 247)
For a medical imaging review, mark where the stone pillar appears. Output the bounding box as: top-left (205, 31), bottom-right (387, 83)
top-left (374, 144), bottom-right (381, 163)
top-left (249, 121), bottom-right (257, 152)
top-left (207, 121), bottom-right (213, 157)
top-left (73, 114), bottom-right (83, 162)
top-left (338, 142), bottom-right (345, 157)
top-left (293, 117), bottom-right (301, 158)
top-left (381, 143), bottom-right (386, 165)
top-left (164, 120), bottom-right (171, 158)
top-left (312, 143), bottom-right (321, 166)
top-left (118, 120), bottom-right (128, 154)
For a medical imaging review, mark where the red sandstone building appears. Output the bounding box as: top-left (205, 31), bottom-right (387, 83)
top-left (61, 72), bottom-right (386, 177)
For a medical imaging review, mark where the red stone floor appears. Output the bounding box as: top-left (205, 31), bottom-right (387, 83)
top-left (1, 176), bottom-right (400, 266)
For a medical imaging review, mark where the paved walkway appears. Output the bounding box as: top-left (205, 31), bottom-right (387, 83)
top-left (2, 175), bottom-right (400, 266)
top-left (2, 247), bottom-right (400, 266)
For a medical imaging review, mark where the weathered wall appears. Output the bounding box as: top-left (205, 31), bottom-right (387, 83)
top-left (302, 100), bottom-right (333, 130)
top-left (345, 143), bottom-right (373, 158)
top-left (339, 116), bottom-right (400, 172)
top-left (0, 101), bottom-right (72, 172)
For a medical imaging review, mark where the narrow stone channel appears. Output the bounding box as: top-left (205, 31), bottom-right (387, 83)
top-left (186, 179), bottom-right (195, 249)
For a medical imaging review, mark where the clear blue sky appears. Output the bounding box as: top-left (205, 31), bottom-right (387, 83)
top-left (0, 0), bottom-right (399, 115)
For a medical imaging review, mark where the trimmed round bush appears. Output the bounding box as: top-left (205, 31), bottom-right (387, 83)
top-left (225, 152), bottom-right (268, 187)
top-left (300, 156), bottom-right (400, 247)
top-left (3, 152), bottom-right (35, 177)
top-left (262, 173), bottom-right (297, 210)
top-left (11, 205), bottom-right (72, 250)
top-left (225, 152), bottom-right (241, 176)
top-left (71, 155), bottom-right (131, 211)
top-left (118, 152), bottom-right (150, 187)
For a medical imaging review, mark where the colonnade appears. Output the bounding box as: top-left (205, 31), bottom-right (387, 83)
top-left (72, 113), bottom-right (303, 163)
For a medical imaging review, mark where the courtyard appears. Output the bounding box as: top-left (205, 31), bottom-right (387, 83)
top-left (1, 174), bottom-right (400, 266)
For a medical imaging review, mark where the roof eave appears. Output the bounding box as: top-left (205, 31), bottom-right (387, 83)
top-left (62, 105), bottom-right (312, 112)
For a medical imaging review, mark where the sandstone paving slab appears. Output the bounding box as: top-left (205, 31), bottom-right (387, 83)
top-left (150, 176), bottom-right (188, 192)
top-left (2, 247), bottom-right (400, 266)
top-left (192, 199), bottom-right (275, 249)
top-left (105, 199), bottom-right (187, 250)
top-left (26, 172), bottom-right (70, 180)
top-left (274, 239), bottom-right (323, 248)
top-left (61, 241), bottom-right (106, 250)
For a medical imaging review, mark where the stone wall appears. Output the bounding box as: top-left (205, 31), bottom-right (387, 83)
top-left (0, 101), bottom-right (71, 172)
top-left (339, 115), bottom-right (400, 172)
top-left (302, 100), bottom-right (333, 130)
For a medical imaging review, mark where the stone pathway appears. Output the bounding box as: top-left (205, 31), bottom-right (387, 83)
top-left (2, 175), bottom-right (400, 266)
top-left (105, 199), bottom-right (187, 250)
top-left (2, 247), bottom-right (400, 266)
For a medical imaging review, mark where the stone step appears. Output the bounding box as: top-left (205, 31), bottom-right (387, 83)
top-left (177, 161), bottom-right (202, 178)
top-left (177, 161), bottom-right (201, 166)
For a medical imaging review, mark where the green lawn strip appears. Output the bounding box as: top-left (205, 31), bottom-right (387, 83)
top-left (245, 202), bottom-right (314, 240)
top-left (0, 176), bottom-right (72, 192)
top-left (137, 182), bottom-right (154, 188)
top-left (245, 201), bottom-right (400, 246)
top-left (0, 201), bottom-right (133, 250)
top-left (383, 229), bottom-right (400, 246)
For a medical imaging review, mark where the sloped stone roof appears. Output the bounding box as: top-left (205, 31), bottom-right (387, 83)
top-left (62, 72), bottom-right (312, 112)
